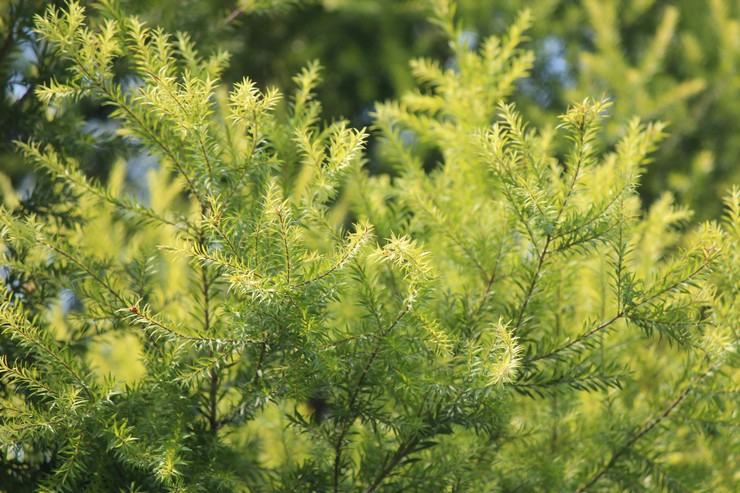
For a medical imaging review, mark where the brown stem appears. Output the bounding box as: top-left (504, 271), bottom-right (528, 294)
top-left (223, 6), bottom-right (245, 26)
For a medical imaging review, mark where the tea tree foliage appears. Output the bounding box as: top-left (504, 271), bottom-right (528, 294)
top-left (556, 0), bottom-right (740, 219)
top-left (204, 0), bottom-right (740, 217)
top-left (2, 1), bottom-right (739, 216)
top-left (0, 1), bottom-right (737, 492)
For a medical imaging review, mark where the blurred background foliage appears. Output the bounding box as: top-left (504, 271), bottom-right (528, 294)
top-left (0, 0), bottom-right (738, 216)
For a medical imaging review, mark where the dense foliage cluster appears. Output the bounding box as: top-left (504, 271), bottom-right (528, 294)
top-left (0, 0), bottom-right (737, 491)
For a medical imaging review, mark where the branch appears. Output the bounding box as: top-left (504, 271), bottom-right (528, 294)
top-left (365, 436), bottom-right (421, 493)
top-left (526, 313), bottom-right (622, 363)
top-left (60, 45), bottom-right (205, 206)
top-left (512, 127), bottom-right (587, 334)
top-left (294, 224), bottom-right (371, 288)
top-left (575, 364), bottom-right (717, 492)
top-left (276, 204), bottom-right (292, 285)
top-left (126, 304), bottom-right (245, 346)
top-left (512, 235), bottom-right (550, 335)
top-left (333, 306), bottom-right (410, 493)
top-left (632, 261), bottom-right (711, 309)
top-left (0, 305), bottom-right (93, 400)
top-left (223, 6), bottom-right (245, 26)
top-left (146, 71), bottom-right (214, 179)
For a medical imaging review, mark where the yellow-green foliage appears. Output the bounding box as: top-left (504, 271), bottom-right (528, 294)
top-left (0, 1), bottom-right (737, 492)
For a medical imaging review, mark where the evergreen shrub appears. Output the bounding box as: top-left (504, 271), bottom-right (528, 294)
top-left (0, 1), bottom-right (737, 491)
